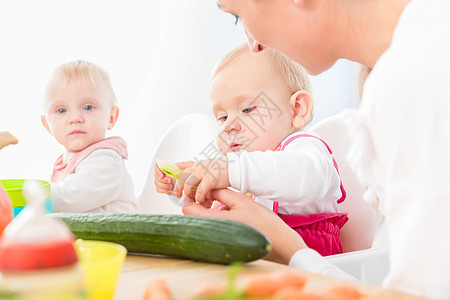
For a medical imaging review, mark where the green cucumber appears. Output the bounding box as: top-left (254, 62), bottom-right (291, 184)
top-left (51, 213), bottom-right (271, 264)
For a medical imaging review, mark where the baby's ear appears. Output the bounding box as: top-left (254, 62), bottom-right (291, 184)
top-left (289, 90), bottom-right (312, 129)
top-left (108, 106), bottom-right (120, 130)
top-left (41, 115), bottom-right (52, 134)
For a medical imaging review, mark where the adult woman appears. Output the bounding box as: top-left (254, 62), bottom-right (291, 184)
top-left (183, 0), bottom-right (450, 298)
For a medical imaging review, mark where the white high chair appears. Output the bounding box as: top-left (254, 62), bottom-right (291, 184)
top-left (310, 110), bottom-right (389, 286)
top-left (137, 113), bottom-right (217, 214)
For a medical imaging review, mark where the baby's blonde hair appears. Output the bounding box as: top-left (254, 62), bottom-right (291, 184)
top-left (211, 44), bottom-right (314, 126)
top-left (44, 60), bottom-right (117, 108)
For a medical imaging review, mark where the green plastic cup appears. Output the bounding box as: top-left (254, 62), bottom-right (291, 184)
top-left (0, 179), bottom-right (50, 208)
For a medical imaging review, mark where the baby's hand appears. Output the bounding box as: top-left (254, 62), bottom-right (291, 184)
top-left (154, 161), bottom-right (195, 196)
top-left (175, 157), bottom-right (230, 204)
top-left (154, 163), bottom-right (176, 195)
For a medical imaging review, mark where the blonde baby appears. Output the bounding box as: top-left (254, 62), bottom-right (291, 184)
top-left (155, 45), bottom-right (347, 255)
top-left (41, 60), bottom-right (138, 213)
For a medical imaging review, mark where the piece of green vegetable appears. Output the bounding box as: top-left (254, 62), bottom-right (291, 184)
top-left (52, 213), bottom-right (271, 265)
top-left (157, 160), bottom-right (184, 180)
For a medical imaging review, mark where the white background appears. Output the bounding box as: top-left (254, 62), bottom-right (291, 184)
top-left (0, 1), bottom-right (360, 194)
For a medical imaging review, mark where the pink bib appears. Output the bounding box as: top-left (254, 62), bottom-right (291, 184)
top-left (51, 136), bottom-right (128, 183)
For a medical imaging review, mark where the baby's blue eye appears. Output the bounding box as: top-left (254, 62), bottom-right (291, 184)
top-left (243, 106), bottom-right (256, 113)
top-left (57, 108), bottom-right (67, 114)
top-left (83, 105), bottom-right (94, 111)
top-left (218, 116), bottom-right (228, 122)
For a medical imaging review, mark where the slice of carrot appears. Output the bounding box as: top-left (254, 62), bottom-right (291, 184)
top-left (274, 286), bottom-right (313, 300)
top-left (195, 284), bottom-right (226, 298)
top-left (142, 278), bottom-right (171, 300)
top-left (245, 270), bottom-right (307, 297)
top-left (324, 285), bottom-right (364, 299)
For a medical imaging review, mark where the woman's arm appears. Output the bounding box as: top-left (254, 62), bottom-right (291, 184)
top-left (182, 188), bottom-right (355, 280)
top-left (182, 188), bottom-right (307, 264)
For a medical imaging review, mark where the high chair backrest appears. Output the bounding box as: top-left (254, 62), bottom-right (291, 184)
top-left (310, 110), bottom-right (377, 252)
top-left (137, 113), bottom-right (217, 214)
top-left (312, 111), bottom-right (389, 287)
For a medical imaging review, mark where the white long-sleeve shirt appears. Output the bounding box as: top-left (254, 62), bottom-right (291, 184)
top-left (288, 3), bottom-right (450, 297)
top-left (289, 249), bottom-right (357, 282)
top-left (51, 149), bottom-right (138, 213)
top-left (227, 132), bottom-right (342, 215)
top-left (347, 0), bottom-right (450, 297)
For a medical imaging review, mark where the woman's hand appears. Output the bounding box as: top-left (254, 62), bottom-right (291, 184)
top-left (182, 188), bottom-right (308, 264)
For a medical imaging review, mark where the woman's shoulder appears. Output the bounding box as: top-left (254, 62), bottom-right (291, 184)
top-left (374, 0), bottom-right (450, 77)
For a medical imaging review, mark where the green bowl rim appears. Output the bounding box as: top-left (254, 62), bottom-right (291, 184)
top-left (0, 179), bottom-right (50, 192)
top-left (0, 179), bottom-right (51, 207)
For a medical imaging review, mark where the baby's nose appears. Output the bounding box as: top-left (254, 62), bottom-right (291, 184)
top-left (224, 117), bottom-right (241, 133)
top-left (68, 111), bottom-right (84, 123)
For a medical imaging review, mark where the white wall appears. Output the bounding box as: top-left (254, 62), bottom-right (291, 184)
top-left (0, 1), bottom-right (359, 194)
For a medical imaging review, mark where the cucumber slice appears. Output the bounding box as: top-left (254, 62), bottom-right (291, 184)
top-left (156, 159), bottom-right (184, 180)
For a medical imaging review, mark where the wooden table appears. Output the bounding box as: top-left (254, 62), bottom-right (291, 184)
top-left (114, 255), bottom-right (426, 300)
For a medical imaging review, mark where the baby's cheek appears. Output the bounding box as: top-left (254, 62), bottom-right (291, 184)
top-left (216, 138), bottom-right (229, 155)
top-left (247, 138), bottom-right (277, 152)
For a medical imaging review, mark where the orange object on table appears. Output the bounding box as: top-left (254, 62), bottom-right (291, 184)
top-left (115, 256), bottom-right (428, 300)
top-left (142, 278), bottom-right (171, 300)
top-left (244, 269), bottom-right (307, 297)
